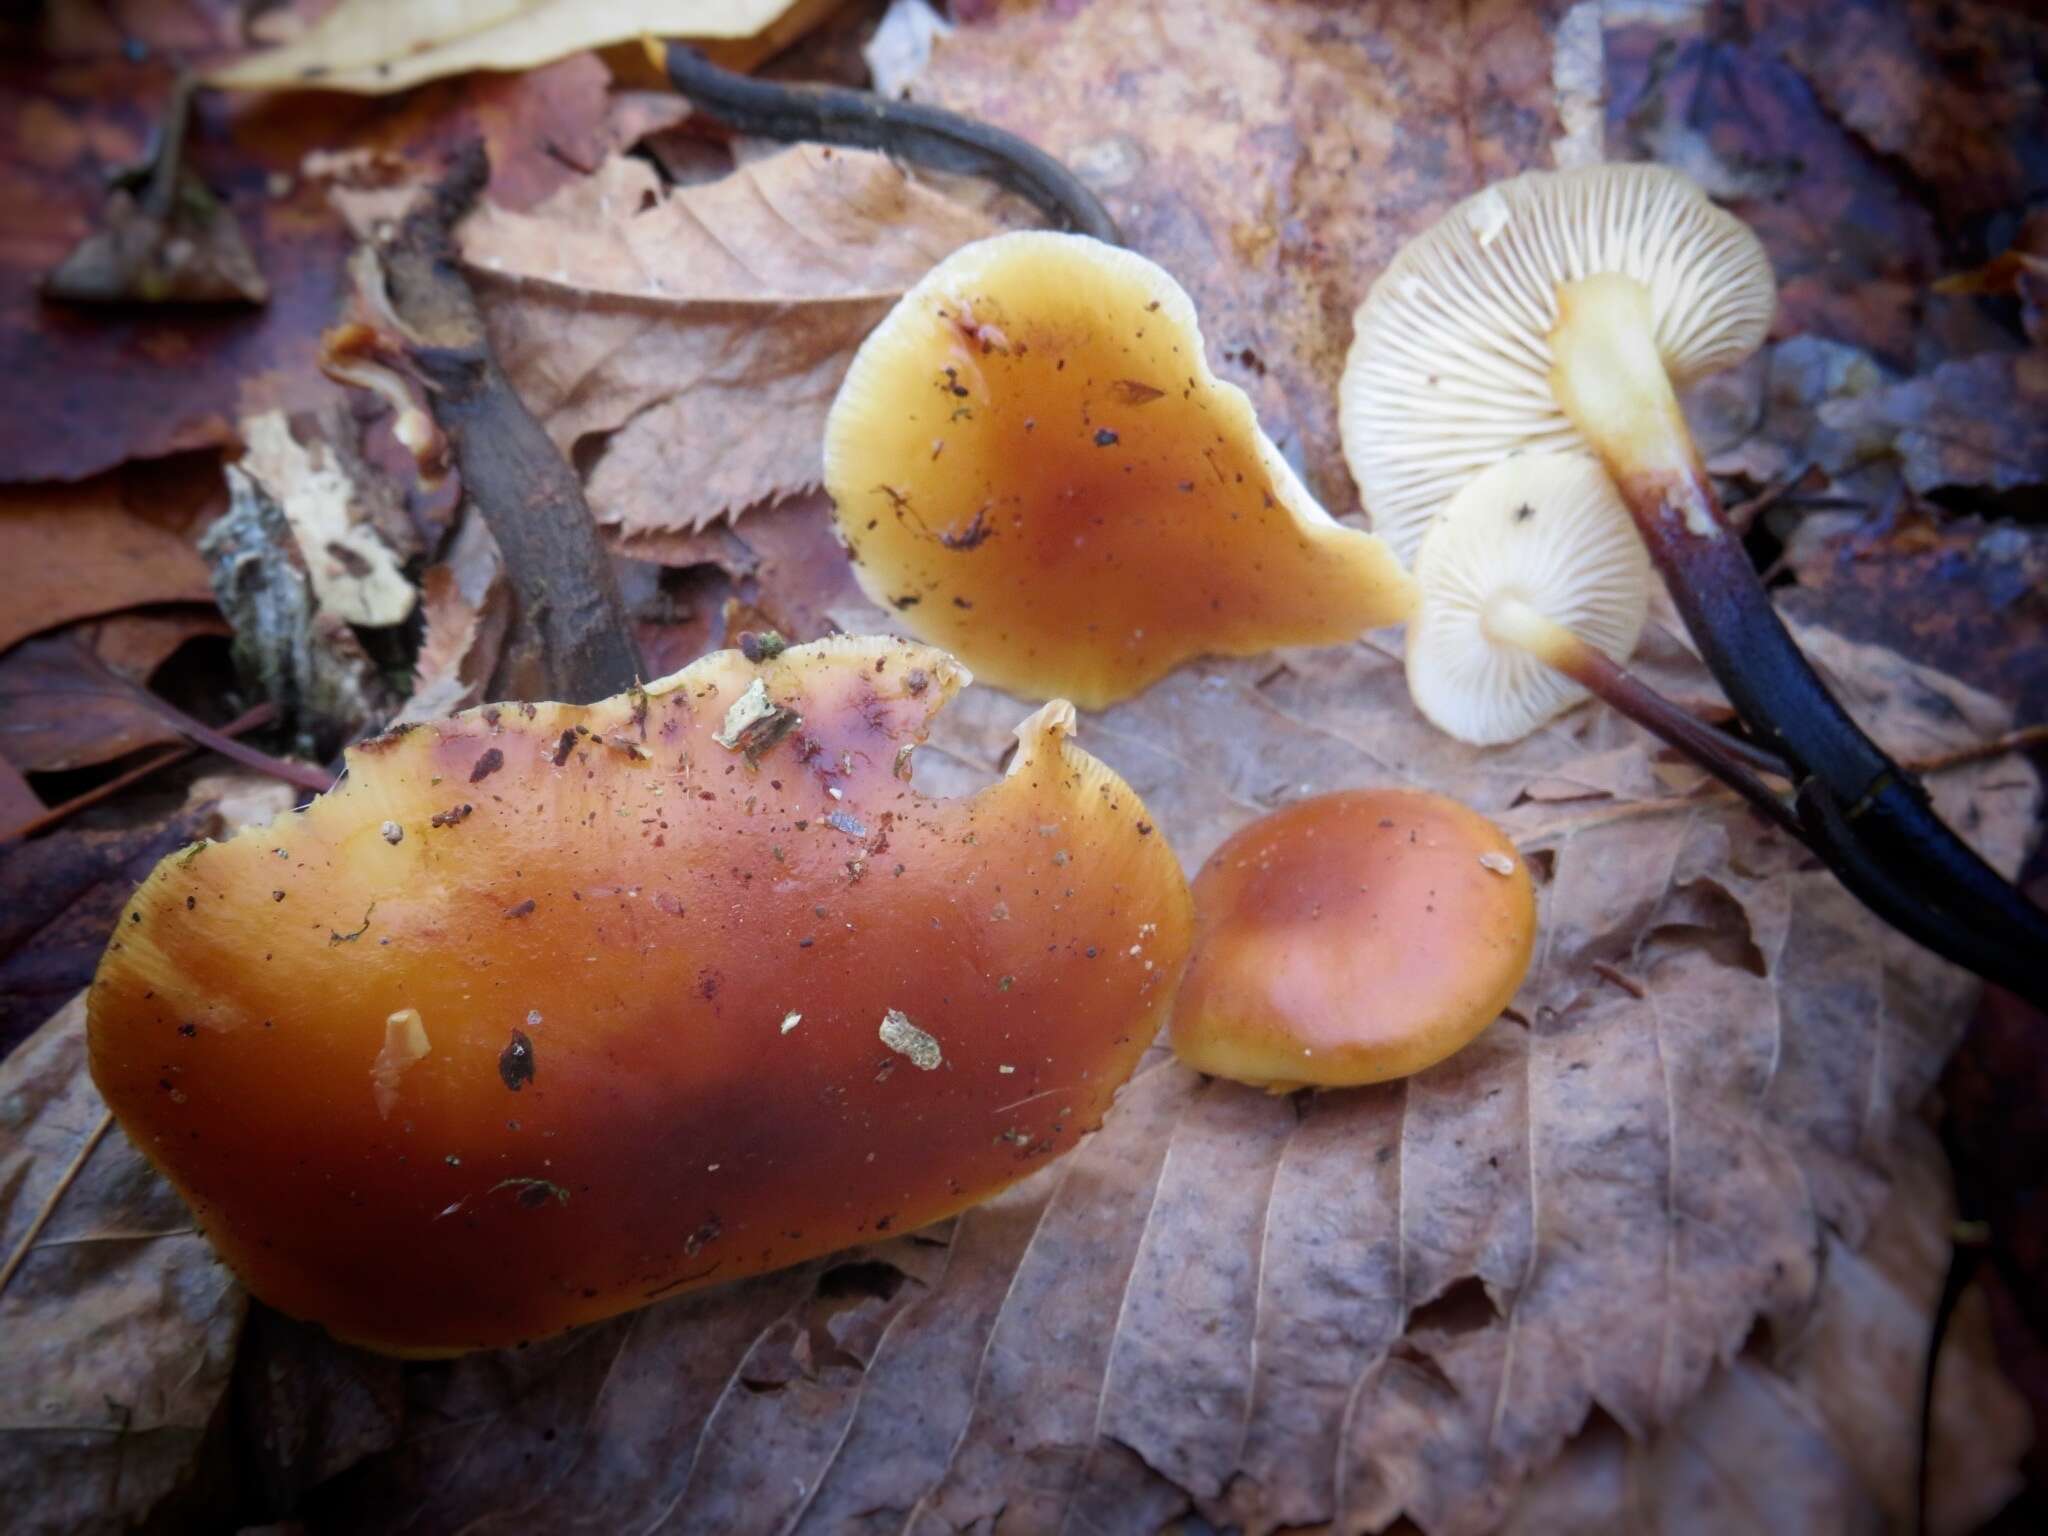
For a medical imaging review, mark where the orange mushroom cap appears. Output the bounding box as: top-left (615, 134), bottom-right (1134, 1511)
top-left (824, 232), bottom-right (1414, 709)
top-left (1169, 789), bottom-right (1535, 1090)
top-left (87, 636), bottom-right (1191, 1355)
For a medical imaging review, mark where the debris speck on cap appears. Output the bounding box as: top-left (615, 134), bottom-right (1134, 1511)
top-left (879, 1009), bottom-right (942, 1070)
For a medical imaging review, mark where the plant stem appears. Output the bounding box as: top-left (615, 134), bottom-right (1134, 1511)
top-left (0, 703), bottom-right (280, 844)
top-left (1486, 597), bottom-right (1805, 840)
top-left (1550, 275), bottom-right (2048, 1007)
top-left (663, 43), bottom-right (1120, 244)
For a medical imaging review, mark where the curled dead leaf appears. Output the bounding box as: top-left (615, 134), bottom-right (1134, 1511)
top-left (462, 147), bottom-right (998, 534)
top-left (206, 0), bottom-right (808, 94)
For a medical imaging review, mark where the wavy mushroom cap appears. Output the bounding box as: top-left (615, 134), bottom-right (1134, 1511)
top-left (1407, 452), bottom-right (1651, 744)
top-left (88, 636), bottom-right (1192, 1355)
top-left (1340, 162), bottom-right (1775, 564)
top-left (824, 231), bottom-right (1414, 710)
top-left (1170, 789), bottom-right (1536, 1090)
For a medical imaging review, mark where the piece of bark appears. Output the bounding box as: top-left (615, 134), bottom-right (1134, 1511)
top-left (376, 146), bottom-right (641, 703)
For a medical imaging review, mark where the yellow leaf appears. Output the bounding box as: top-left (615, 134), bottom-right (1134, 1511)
top-left (206, 0), bottom-right (807, 94)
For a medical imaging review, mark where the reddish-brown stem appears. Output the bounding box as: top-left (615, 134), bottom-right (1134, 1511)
top-left (1525, 615), bottom-right (1805, 841)
top-left (1552, 273), bottom-right (2048, 1007)
top-left (128, 690), bottom-right (332, 794)
top-left (0, 703), bottom-right (280, 844)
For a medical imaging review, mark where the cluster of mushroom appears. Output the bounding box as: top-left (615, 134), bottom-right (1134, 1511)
top-left (85, 168), bottom-right (1755, 1354)
top-left (815, 166), bottom-right (1788, 1094)
top-left (92, 161), bottom-right (2032, 1359)
top-left (826, 164), bottom-right (1774, 750)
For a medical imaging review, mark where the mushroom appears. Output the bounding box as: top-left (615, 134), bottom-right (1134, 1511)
top-left (1406, 451), bottom-right (1651, 746)
top-left (1340, 162), bottom-right (1772, 568)
top-left (1406, 452), bottom-right (1801, 832)
top-left (87, 636), bottom-right (1192, 1355)
top-left (1170, 789), bottom-right (1535, 1091)
top-left (1343, 162), bottom-right (2048, 1001)
top-left (823, 231), bottom-right (1413, 709)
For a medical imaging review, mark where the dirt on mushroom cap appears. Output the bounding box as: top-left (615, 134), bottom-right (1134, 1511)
top-left (824, 232), bottom-right (1413, 709)
top-left (85, 635), bottom-right (1192, 1355)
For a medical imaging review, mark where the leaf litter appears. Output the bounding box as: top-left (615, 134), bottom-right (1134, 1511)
top-left (461, 145), bottom-right (997, 533)
top-left (2, 0), bottom-right (2046, 1531)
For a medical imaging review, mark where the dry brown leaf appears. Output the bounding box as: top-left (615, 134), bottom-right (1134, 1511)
top-left (1779, 509), bottom-right (2048, 728)
top-left (1504, 1124), bottom-right (2028, 1535)
top-left (0, 776), bottom-right (301, 1534)
top-left (205, 0), bottom-right (804, 93)
top-left (234, 407), bottom-right (418, 629)
top-left (0, 758), bottom-right (38, 832)
top-left (393, 509), bottom-right (513, 723)
top-left (0, 43), bottom-right (616, 483)
top-left (0, 806), bottom-right (213, 1057)
top-left (0, 990), bottom-right (247, 1536)
top-left (0, 622), bottom-right (216, 776)
top-left (0, 479), bottom-right (217, 656)
top-left (461, 146), bottom-right (996, 534)
top-left (285, 567), bottom-right (2037, 1533)
top-left (1818, 351), bottom-right (2048, 497)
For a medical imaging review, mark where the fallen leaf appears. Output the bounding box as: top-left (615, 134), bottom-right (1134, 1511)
top-left (1937, 209), bottom-right (2048, 347)
top-left (0, 773), bottom-right (300, 1529)
top-left (0, 759), bottom-right (38, 833)
top-left (911, 0), bottom-right (1572, 514)
top-left (201, 462), bottom-right (396, 758)
top-left (0, 43), bottom-right (616, 483)
top-left (1610, 0), bottom-right (2048, 376)
top-left (1503, 1123), bottom-right (2028, 1536)
top-left (227, 1305), bottom-right (404, 1521)
top-left (1817, 350), bottom-right (2048, 497)
top-left (0, 996), bottom-right (247, 1536)
top-left (392, 509), bottom-right (512, 723)
top-left (272, 562), bottom-right (2037, 1533)
top-left (1780, 508), bottom-right (2048, 726)
top-left (1605, 9), bottom-right (1942, 368)
top-left (206, 0), bottom-right (804, 93)
top-left (236, 408), bottom-right (417, 628)
top-left (0, 624), bottom-right (221, 776)
top-left (462, 147), bottom-right (996, 532)
top-left (0, 809), bottom-right (211, 1056)
top-left (0, 477), bottom-right (218, 655)
top-left (1766, 0), bottom-right (2048, 232)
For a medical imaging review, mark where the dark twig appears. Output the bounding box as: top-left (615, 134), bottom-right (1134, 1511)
top-left (1794, 779), bottom-right (2043, 1006)
top-left (664, 43), bottom-right (1120, 243)
top-left (1613, 453), bottom-right (2048, 1012)
top-left (1914, 1223), bottom-right (1988, 1536)
top-left (378, 145), bottom-right (643, 704)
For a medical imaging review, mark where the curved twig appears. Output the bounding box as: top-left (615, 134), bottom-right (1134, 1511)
top-left (663, 43), bottom-right (1120, 243)
top-left (1794, 780), bottom-right (2043, 1005)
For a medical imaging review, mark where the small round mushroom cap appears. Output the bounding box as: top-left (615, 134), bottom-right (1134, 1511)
top-left (87, 636), bottom-right (1192, 1355)
top-left (1340, 163), bottom-right (1774, 564)
top-left (825, 231), bottom-right (1415, 709)
top-left (1169, 789), bottom-right (1535, 1090)
top-left (1406, 452), bottom-right (1650, 745)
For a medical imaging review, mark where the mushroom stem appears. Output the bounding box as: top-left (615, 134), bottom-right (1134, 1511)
top-left (1483, 596), bottom-right (1803, 839)
top-left (1549, 274), bottom-right (2048, 1001)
